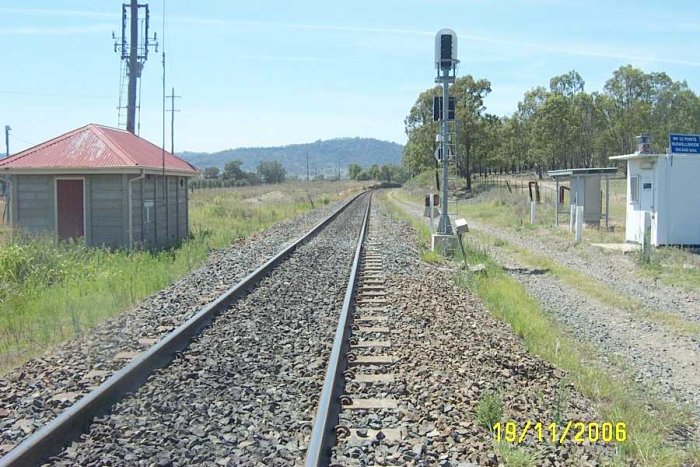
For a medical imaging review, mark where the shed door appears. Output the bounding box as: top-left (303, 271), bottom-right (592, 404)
top-left (56, 179), bottom-right (84, 240)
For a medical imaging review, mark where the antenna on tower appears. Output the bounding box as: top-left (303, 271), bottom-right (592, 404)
top-left (113, 0), bottom-right (158, 134)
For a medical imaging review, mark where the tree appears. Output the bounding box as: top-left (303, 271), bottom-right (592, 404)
top-left (401, 65), bottom-right (700, 184)
top-left (402, 75), bottom-right (493, 190)
top-left (451, 75), bottom-right (492, 189)
top-left (356, 170), bottom-right (371, 181)
top-left (348, 163), bottom-right (362, 180)
top-left (223, 160), bottom-right (245, 181)
top-left (257, 160), bottom-right (286, 184)
top-left (379, 165), bottom-right (393, 182)
top-left (203, 166), bottom-right (220, 179)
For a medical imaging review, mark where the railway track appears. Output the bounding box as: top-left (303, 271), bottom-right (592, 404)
top-left (307, 206), bottom-right (401, 466)
top-left (1, 192), bottom-right (622, 465)
top-left (0, 192), bottom-right (370, 466)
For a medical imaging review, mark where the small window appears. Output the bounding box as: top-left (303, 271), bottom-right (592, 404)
top-left (643, 182), bottom-right (652, 190)
top-left (144, 200), bottom-right (154, 222)
top-left (630, 176), bottom-right (639, 204)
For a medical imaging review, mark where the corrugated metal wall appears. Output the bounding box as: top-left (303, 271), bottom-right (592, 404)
top-left (89, 174), bottom-right (124, 248)
top-left (11, 173), bottom-right (191, 250)
top-left (13, 175), bottom-right (53, 234)
top-left (132, 174), bottom-right (189, 249)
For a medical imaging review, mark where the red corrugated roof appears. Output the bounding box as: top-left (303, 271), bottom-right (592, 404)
top-left (0, 124), bottom-right (199, 174)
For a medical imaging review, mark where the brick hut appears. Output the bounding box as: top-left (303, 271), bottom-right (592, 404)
top-left (0, 123), bottom-right (199, 249)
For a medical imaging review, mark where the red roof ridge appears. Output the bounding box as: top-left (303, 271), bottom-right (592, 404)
top-left (88, 124), bottom-right (139, 167)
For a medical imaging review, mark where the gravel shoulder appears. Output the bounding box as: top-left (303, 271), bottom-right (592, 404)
top-left (390, 193), bottom-right (700, 434)
top-left (331, 198), bottom-right (615, 466)
top-left (0, 196), bottom-right (353, 455)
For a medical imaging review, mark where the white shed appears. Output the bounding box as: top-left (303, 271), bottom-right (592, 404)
top-left (609, 152), bottom-right (700, 246)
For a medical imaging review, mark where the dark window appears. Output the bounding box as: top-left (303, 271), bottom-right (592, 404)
top-left (643, 182), bottom-right (652, 189)
top-left (432, 96), bottom-right (456, 121)
top-left (440, 35), bottom-right (452, 61)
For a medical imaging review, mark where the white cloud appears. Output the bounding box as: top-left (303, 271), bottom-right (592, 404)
top-left (171, 16), bottom-right (700, 68)
top-left (0, 24), bottom-right (113, 35)
top-left (0, 7), bottom-right (114, 18)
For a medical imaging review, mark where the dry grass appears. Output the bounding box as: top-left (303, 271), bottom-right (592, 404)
top-left (0, 180), bottom-right (365, 373)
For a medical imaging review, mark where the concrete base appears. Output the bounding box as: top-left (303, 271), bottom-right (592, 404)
top-left (591, 243), bottom-right (641, 253)
top-left (431, 234), bottom-right (458, 256)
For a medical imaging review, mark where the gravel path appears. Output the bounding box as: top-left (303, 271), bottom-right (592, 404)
top-left (331, 199), bottom-right (615, 466)
top-left (49, 194), bottom-right (368, 465)
top-left (391, 194), bottom-right (700, 438)
top-left (459, 192), bottom-right (700, 324)
top-left (0, 196), bottom-right (354, 456)
top-left (466, 217), bottom-right (700, 323)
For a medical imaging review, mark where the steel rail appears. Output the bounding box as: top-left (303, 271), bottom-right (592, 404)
top-left (305, 193), bottom-right (372, 466)
top-left (0, 191), bottom-right (369, 467)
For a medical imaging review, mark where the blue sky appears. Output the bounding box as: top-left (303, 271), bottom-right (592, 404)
top-left (2, 0), bottom-right (699, 153)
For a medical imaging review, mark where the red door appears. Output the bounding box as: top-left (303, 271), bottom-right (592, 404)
top-left (56, 179), bottom-right (84, 240)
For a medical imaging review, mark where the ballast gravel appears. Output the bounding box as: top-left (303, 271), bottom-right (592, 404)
top-left (331, 199), bottom-right (615, 466)
top-left (0, 195), bottom-right (356, 455)
top-left (392, 192), bottom-right (700, 446)
top-left (49, 195), bottom-right (369, 465)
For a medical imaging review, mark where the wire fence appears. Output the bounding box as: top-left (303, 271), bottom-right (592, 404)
top-left (468, 174), bottom-right (627, 232)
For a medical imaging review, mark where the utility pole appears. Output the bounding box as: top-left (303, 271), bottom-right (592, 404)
top-left (4, 125), bottom-right (9, 158)
top-left (114, 0), bottom-right (157, 134)
top-left (126, 0), bottom-right (138, 134)
top-left (166, 87), bottom-right (181, 154)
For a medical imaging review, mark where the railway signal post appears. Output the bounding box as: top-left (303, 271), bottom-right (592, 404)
top-left (432, 28), bottom-right (459, 254)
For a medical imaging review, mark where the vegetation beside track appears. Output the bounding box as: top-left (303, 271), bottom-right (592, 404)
top-left (402, 170), bottom-right (700, 291)
top-left (381, 191), bottom-right (699, 467)
top-left (0, 181), bottom-right (364, 373)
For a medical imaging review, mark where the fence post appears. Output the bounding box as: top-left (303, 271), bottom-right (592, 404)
top-left (575, 206), bottom-right (584, 243)
top-left (530, 201), bottom-right (536, 224)
top-left (569, 204), bottom-right (576, 232)
top-left (643, 212), bottom-right (652, 261)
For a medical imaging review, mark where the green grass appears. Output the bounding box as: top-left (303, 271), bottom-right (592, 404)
top-left (475, 390), bottom-right (504, 431)
top-left (638, 246), bottom-right (700, 291)
top-left (494, 441), bottom-right (544, 466)
top-left (0, 181), bottom-right (364, 373)
top-left (456, 246), bottom-right (698, 466)
top-left (383, 192), bottom-right (700, 467)
top-left (0, 235), bottom-right (210, 372)
top-left (467, 230), bottom-right (700, 336)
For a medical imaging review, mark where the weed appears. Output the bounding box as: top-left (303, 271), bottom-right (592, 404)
top-left (476, 390), bottom-right (504, 431)
top-left (553, 379), bottom-right (568, 427)
top-left (494, 441), bottom-right (543, 466)
top-left (420, 250), bottom-right (443, 264)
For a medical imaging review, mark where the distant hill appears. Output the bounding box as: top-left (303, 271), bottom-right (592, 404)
top-left (179, 137), bottom-right (403, 178)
